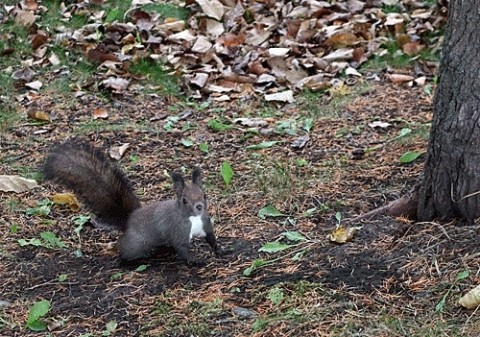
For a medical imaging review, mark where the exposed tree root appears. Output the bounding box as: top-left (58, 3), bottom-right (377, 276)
top-left (346, 193), bottom-right (418, 224)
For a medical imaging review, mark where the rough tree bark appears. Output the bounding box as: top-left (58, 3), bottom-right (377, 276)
top-left (417, 0), bottom-right (480, 222)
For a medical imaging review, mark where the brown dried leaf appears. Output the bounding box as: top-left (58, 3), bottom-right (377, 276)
top-left (324, 32), bottom-right (358, 48)
top-left (23, 0), bottom-right (38, 11)
top-left (131, 10), bottom-right (151, 23)
top-left (387, 73), bottom-right (415, 84)
top-left (92, 107), bottom-right (109, 119)
top-left (0, 175), bottom-right (39, 193)
top-left (31, 31), bottom-right (48, 50)
top-left (402, 42), bottom-right (425, 56)
top-left (15, 10), bottom-right (36, 26)
top-left (220, 33), bottom-right (246, 47)
top-left (86, 46), bottom-right (120, 63)
top-left (248, 61), bottom-right (269, 76)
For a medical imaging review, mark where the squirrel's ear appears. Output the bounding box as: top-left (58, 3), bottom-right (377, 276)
top-left (192, 167), bottom-right (202, 187)
top-left (171, 172), bottom-right (185, 197)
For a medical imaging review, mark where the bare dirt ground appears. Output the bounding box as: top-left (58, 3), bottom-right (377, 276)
top-left (1, 82), bottom-right (480, 336)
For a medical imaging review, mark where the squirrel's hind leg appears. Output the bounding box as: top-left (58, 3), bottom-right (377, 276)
top-left (117, 231), bottom-right (152, 261)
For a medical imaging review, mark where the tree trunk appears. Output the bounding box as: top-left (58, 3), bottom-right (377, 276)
top-left (417, 0), bottom-right (480, 222)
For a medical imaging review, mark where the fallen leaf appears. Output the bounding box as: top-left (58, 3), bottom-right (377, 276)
top-left (24, 0), bottom-right (39, 10)
top-left (264, 90), bottom-right (295, 103)
top-left (459, 284), bottom-right (480, 309)
top-left (109, 143), bottom-right (130, 160)
top-left (92, 107), bottom-right (109, 119)
top-left (25, 80), bottom-right (43, 90)
top-left (86, 46), bottom-right (120, 63)
top-left (48, 52), bottom-right (61, 66)
top-left (220, 33), bottom-right (245, 47)
top-left (369, 121), bottom-right (391, 128)
top-left (27, 110), bottom-right (50, 121)
top-left (268, 48), bottom-right (290, 57)
top-left (52, 193), bottom-right (80, 211)
top-left (167, 29), bottom-right (196, 43)
top-left (196, 0), bottom-right (224, 21)
top-left (402, 42), bottom-right (425, 56)
top-left (328, 225), bottom-right (362, 244)
top-left (291, 135), bottom-right (310, 148)
top-left (324, 32), bottom-right (358, 48)
top-left (345, 67), bottom-right (362, 77)
top-left (31, 31), bottom-right (48, 50)
top-left (11, 67), bottom-right (36, 81)
top-left (234, 117), bottom-right (270, 128)
top-left (414, 76), bottom-right (427, 86)
top-left (15, 10), bottom-right (36, 26)
top-left (102, 77), bottom-right (129, 91)
top-left (0, 175), bottom-right (39, 193)
top-left (188, 73), bottom-right (209, 88)
top-left (192, 35), bottom-right (213, 53)
top-left (387, 73), bottom-right (415, 84)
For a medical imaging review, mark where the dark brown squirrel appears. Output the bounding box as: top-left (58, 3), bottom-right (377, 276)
top-left (42, 140), bottom-right (220, 265)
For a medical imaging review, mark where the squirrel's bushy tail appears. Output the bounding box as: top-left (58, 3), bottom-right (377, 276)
top-left (43, 141), bottom-right (141, 230)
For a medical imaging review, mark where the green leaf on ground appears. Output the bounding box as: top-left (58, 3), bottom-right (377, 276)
top-left (221, 161), bottom-right (233, 187)
top-left (283, 231), bottom-right (307, 242)
top-left (258, 205), bottom-right (284, 219)
top-left (180, 139), bottom-right (194, 147)
top-left (243, 259), bottom-right (269, 277)
top-left (399, 151), bottom-right (422, 163)
top-left (259, 242), bottom-right (294, 253)
top-left (26, 300), bottom-right (50, 331)
top-left (208, 119), bottom-right (233, 132)
top-left (246, 141), bottom-right (278, 150)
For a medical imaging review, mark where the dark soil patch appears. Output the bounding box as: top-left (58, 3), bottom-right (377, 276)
top-left (2, 83), bottom-right (480, 336)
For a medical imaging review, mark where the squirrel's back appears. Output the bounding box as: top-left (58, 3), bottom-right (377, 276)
top-left (42, 141), bottom-right (141, 230)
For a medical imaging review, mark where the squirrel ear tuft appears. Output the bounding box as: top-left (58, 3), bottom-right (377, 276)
top-left (171, 172), bottom-right (185, 197)
top-left (192, 167), bottom-right (202, 186)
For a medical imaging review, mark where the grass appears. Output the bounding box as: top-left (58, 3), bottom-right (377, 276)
top-left (104, 0), bottom-right (133, 23)
top-left (73, 118), bottom-right (151, 135)
top-left (129, 59), bottom-right (181, 96)
top-left (361, 38), bottom-right (441, 71)
top-left (0, 20), bottom-right (30, 100)
top-left (0, 105), bottom-right (21, 134)
top-left (255, 160), bottom-right (310, 212)
top-left (298, 82), bottom-right (372, 119)
top-left (147, 296), bottom-right (224, 337)
top-left (142, 3), bottom-right (190, 21)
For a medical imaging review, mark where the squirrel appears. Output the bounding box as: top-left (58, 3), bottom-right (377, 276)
top-left (42, 140), bottom-right (220, 265)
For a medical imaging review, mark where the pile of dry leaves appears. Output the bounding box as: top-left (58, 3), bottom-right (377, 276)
top-left (3, 0), bottom-right (446, 102)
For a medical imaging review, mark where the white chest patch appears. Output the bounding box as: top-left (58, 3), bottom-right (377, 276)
top-left (189, 215), bottom-right (206, 240)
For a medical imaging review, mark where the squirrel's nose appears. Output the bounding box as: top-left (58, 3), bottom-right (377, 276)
top-left (195, 203), bottom-right (204, 212)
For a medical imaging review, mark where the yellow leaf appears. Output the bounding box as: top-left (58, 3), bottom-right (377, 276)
top-left (328, 225), bottom-right (362, 244)
top-left (27, 110), bottom-right (50, 121)
top-left (52, 193), bottom-right (80, 211)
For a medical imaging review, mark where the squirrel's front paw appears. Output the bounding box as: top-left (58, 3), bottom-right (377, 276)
top-left (213, 247), bottom-right (223, 257)
top-left (187, 259), bottom-right (206, 267)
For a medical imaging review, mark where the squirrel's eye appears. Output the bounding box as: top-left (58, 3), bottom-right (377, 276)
top-left (182, 198), bottom-right (188, 204)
